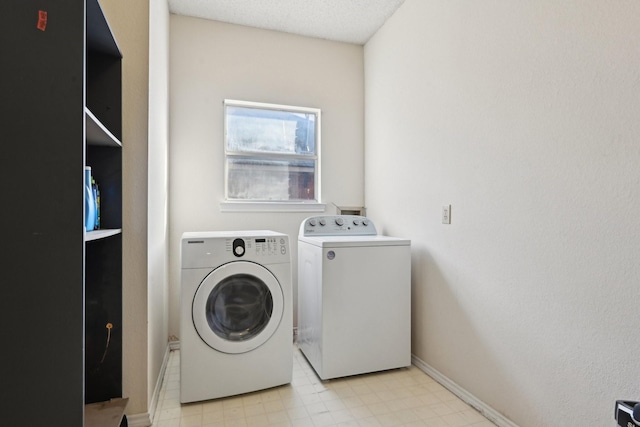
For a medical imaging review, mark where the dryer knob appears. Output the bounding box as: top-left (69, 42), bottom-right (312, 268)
top-left (335, 217), bottom-right (344, 226)
top-left (353, 219), bottom-right (360, 226)
top-left (309, 219), bottom-right (317, 226)
top-left (362, 219), bottom-right (369, 226)
top-left (319, 219), bottom-right (326, 226)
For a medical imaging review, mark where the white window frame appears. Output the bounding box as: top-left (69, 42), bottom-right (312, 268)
top-left (221, 99), bottom-right (324, 212)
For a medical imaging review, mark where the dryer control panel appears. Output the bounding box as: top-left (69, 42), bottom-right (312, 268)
top-left (300, 215), bottom-right (377, 236)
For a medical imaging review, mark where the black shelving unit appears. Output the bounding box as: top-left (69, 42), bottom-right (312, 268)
top-left (0, 0), bottom-right (124, 425)
top-left (85, 0), bottom-right (123, 409)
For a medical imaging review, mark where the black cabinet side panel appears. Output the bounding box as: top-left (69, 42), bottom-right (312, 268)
top-left (0, 1), bottom-right (85, 426)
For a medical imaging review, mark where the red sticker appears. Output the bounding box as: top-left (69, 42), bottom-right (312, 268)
top-left (37, 10), bottom-right (47, 31)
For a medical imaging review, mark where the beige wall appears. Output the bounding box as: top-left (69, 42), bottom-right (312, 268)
top-left (100, 0), bottom-right (155, 420)
top-left (147, 0), bottom-right (170, 422)
top-left (365, 1), bottom-right (640, 426)
top-left (169, 16), bottom-right (365, 338)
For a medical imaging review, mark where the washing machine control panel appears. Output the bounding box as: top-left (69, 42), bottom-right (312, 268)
top-left (229, 235), bottom-right (288, 260)
top-left (300, 215), bottom-right (377, 236)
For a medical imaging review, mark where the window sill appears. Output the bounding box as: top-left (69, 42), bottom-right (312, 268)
top-left (220, 201), bottom-right (326, 213)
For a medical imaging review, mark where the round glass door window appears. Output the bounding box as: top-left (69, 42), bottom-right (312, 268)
top-left (193, 261), bottom-right (284, 354)
top-left (206, 273), bottom-right (272, 341)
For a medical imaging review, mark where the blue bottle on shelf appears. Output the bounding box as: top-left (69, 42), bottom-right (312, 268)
top-left (85, 166), bottom-right (96, 232)
top-left (92, 177), bottom-right (100, 229)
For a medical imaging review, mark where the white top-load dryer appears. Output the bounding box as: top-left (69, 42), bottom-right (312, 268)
top-left (297, 215), bottom-right (411, 380)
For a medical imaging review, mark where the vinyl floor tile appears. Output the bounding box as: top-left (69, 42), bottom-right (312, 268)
top-left (149, 347), bottom-right (497, 427)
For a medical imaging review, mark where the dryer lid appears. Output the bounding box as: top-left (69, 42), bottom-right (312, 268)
top-left (298, 234), bottom-right (410, 248)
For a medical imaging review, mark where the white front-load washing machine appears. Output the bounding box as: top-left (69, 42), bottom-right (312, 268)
top-left (180, 231), bottom-right (292, 403)
top-left (298, 216), bottom-right (411, 380)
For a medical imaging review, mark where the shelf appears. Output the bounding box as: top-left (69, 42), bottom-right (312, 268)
top-left (86, 108), bottom-right (122, 147)
top-left (85, 229), bottom-right (122, 242)
top-left (84, 398), bottom-right (128, 427)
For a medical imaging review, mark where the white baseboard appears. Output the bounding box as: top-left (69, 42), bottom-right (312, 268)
top-left (126, 342), bottom-right (173, 427)
top-left (125, 412), bottom-right (152, 427)
top-left (411, 354), bottom-right (520, 427)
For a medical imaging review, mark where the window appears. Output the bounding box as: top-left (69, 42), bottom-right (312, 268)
top-left (224, 100), bottom-right (320, 204)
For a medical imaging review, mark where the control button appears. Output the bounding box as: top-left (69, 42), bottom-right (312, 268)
top-left (362, 219), bottom-right (369, 226)
top-left (281, 246), bottom-right (286, 255)
top-left (353, 219), bottom-right (360, 226)
top-left (280, 238), bottom-right (285, 244)
top-left (232, 238), bottom-right (245, 257)
top-left (335, 217), bottom-right (344, 226)
top-left (319, 219), bottom-right (326, 226)
top-left (309, 219), bottom-right (316, 226)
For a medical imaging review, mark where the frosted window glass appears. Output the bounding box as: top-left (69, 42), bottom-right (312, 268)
top-left (224, 101), bottom-right (320, 202)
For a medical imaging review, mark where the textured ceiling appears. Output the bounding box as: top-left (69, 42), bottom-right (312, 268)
top-left (167, 0), bottom-right (406, 45)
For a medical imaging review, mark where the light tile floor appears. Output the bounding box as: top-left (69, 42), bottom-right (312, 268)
top-left (152, 347), bottom-right (496, 427)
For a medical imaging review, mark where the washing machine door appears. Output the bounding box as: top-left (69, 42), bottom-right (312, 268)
top-left (192, 261), bottom-right (284, 354)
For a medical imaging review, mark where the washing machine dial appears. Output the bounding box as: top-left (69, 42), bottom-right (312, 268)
top-left (232, 238), bottom-right (245, 257)
top-left (319, 219), bottom-right (326, 226)
top-left (308, 219), bottom-right (317, 226)
top-left (362, 219), bottom-right (369, 226)
top-left (335, 217), bottom-right (344, 226)
top-left (352, 218), bottom-right (360, 226)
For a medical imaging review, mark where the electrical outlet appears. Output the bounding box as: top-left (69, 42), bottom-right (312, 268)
top-left (442, 205), bottom-right (451, 224)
